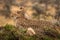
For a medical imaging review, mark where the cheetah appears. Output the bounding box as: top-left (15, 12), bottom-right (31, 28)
top-left (12, 6), bottom-right (59, 35)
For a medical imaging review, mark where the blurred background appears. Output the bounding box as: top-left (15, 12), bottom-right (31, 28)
top-left (0, 0), bottom-right (60, 26)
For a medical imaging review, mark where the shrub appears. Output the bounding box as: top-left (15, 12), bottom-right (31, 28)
top-left (4, 24), bottom-right (15, 31)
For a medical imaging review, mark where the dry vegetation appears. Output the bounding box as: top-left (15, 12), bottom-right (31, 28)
top-left (0, 0), bottom-right (60, 40)
top-left (0, 24), bottom-right (60, 40)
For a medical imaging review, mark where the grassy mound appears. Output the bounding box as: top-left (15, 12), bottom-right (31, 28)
top-left (0, 24), bottom-right (60, 40)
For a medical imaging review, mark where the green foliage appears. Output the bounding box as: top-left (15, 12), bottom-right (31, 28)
top-left (0, 24), bottom-right (60, 40)
top-left (0, 29), bottom-right (18, 40)
top-left (4, 24), bottom-right (15, 31)
top-left (0, 24), bottom-right (19, 40)
top-left (43, 36), bottom-right (53, 40)
top-left (19, 28), bottom-right (27, 33)
top-left (44, 26), bottom-right (60, 40)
